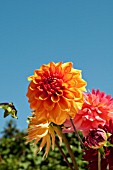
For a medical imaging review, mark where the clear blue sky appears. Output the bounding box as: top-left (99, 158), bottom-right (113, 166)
top-left (0, 0), bottom-right (113, 131)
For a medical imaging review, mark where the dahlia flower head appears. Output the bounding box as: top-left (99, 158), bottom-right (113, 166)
top-left (26, 62), bottom-right (87, 125)
top-left (63, 89), bottom-right (113, 136)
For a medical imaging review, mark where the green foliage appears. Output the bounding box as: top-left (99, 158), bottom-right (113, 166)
top-left (0, 120), bottom-right (88, 170)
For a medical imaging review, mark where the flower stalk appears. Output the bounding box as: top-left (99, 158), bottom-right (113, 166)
top-left (57, 126), bottom-right (78, 170)
top-left (70, 119), bottom-right (85, 148)
top-left (55, 139), bottom-right (74, 170)
top-left (98, 150), bottom-right (101, 170)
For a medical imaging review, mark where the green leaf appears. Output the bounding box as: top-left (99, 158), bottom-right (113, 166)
top-left (0, 102), bottom-right (18, 119)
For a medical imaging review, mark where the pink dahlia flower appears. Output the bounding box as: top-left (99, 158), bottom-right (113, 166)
top-left (63, 89), bottom-right (113, 136)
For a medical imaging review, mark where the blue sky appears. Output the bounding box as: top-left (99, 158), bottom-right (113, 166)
top-left (0, 0), bottom-right (113, 131)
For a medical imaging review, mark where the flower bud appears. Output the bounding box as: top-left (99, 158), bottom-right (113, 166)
top-left (84, 128), bottom-right (107, 149)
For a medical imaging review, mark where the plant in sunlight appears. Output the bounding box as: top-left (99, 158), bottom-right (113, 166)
top-left (0, 102), bottom-right (17, 119)
top-left (25, 61), bottom-right (113, 170)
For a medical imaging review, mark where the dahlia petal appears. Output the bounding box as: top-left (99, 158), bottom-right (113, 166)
top-left (34, 70), bottom-right (44, 77)
top-left (36, 130), bottom-right (49, 138)
top-left (55, 62), bottom-right (62, 74)
top-left (62, 62), bottom-right (72, 73)
top-left (59, 97), bottom-right (71, 111)
top-left (39, 92), bottom-right (48, 100)
top-left (62, 127), bottom-right (74, 134)
top-left (49, 126), bottom-right (55, 150)
top-left (33, 137), bottom-right (41, 144)
top-left (76, 80), bottom-right (87, 91)
top-left (41, 64), bottom-right (49, 71)
top-left (28, 76), bottom-right (33, 81)
top-left (67, 79), bottom-right (76, 86)
top-left (49, 103), bottom-right (61, 123)
top-left (32, 100), bottom-right (42, 110)
top-left (63, 90), bottom-right (75, 99)
top-left (30, 100), bottom-right (37, 109)
top-left (56, 90), bottom-right (63, 96)
top-left (63, 73), bottom-right (73, 82)
top-left (28, 81), bottom-right (37, 91)
top-left (71, 68), bottom-right (82, 75)
top-left (56, 111), bottom-right (69, 125)
top-left (49, 62), bottom-right (56, 74)
top-left (35, 110), bottom-right (48, 122)
top-left (43, 98), bottom-right (55, 111)
top-left (43, 134), bottom-right (51, 158)
top-left (53, 126), bottom-right (62, 145)
top-left (73, 89), bottom-right (83, 101)
top-left (51, 94), bottom-right (60, 102)
top-left (38, 136), bottom-right (47, 152)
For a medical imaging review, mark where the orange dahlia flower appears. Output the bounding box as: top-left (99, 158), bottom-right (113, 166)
top-left (26, 62), bottom-right (87, 125)
top-left (63, 89), bottom-right (113, 136)
top-left (26, 116), bottom-right (62, 158)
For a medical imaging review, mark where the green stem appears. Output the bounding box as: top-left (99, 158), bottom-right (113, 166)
top-left (55, 139), bottom-right (74, 170)
top-left (58, 127), bottom-right (78, 170)
top-left (98, 150), bottom-right (101, 170)
top-left (70, 119), bottom-right (85, 148)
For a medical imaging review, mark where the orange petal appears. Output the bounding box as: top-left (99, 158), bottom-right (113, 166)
top-left (49, 126), bottom-right (55, 150)
top-left (67, 79), bottom-right (76, 87)
top-left (28, 81), bottom-right (37, 90)
top-left (40, 64), bottom-right (49, 71)
top-left (63, 90), bottom-right (75, 99)
top-left (51, 94), bottom-right (60, 103)
top-left (49, 103), bottom-right (61, 123)
top-left (55, 62), bottom-right (62, 74)
top-left (44, 98), bottom-right (55, 111)
top-left (34, 69), bottom-right (43, 77)
top-left (39, 91), bottom-right (48, 100)
top-left (56, 111), bottom-right (68, 125)
top-left (49, 62), bottom-right (56, 74)
top-left (63, 73), bottom-right (73, 82)
top-left (27, 91), bottom-right (35, 102)
top-left (56, 90), bottom-right (63, 96)
top-left (30, 100), bottom-right (37, 109)
top-left (43, 134), bottom-right (51, 158)
top-left (75, 78), bottom-right (87, 90)
top-left (59, 97), bottom-right (71, 111)
top-left (35, 110), bottom-right (48, 122)
top-left (38, 136), bottom-right (47, 152)
top-left (62, 62), bottom-right (72, 73)
top-left (53, 126), bottom-right (62, 145)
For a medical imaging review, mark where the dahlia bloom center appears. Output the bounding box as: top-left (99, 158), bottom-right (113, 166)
top-left (40, 75), bottom-right (63, 96)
